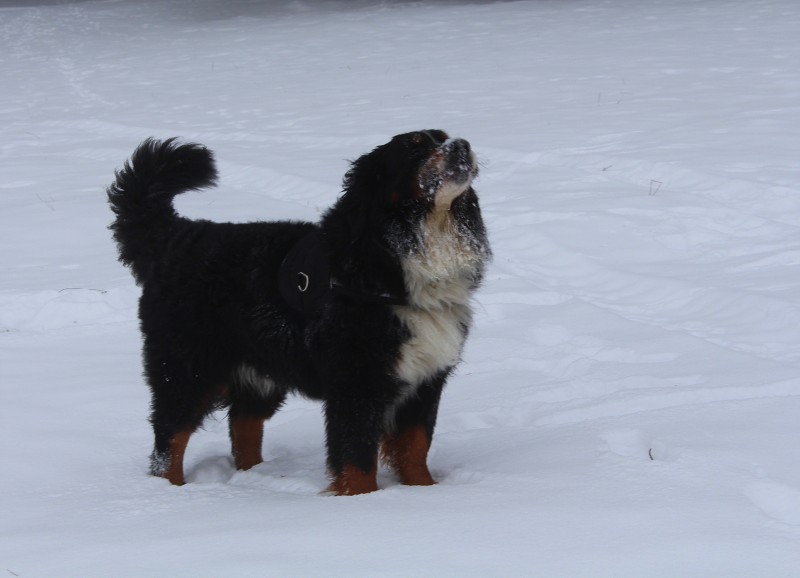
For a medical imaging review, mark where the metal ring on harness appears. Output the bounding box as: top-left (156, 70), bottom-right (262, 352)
top-left (297, 272), bottom-right (310, 293)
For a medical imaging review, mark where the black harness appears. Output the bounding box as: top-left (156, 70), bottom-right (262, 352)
top-left (278, 230), bottom-right (406, 319)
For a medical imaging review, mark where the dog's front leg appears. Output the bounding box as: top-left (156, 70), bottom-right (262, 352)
top-left (380, 377), bottom-right (444, 486)
top-left (323, 395), bottom-right (384, 496)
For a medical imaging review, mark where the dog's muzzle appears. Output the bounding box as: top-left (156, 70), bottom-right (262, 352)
top-left (442, 138), bottom-right (478, 184)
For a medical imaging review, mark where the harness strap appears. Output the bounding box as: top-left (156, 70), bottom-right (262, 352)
top-left (330, 279), bottom-right (408, 307)
top-left (278, 230), bottom-right (407, 319)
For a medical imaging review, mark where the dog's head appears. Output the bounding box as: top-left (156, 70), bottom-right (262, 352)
top-left (333, 130), bottom-right (479, 244)
top-left (346, 129), bottom-right (478, 210)
top-left (322, 130), bottom-right (486, 299)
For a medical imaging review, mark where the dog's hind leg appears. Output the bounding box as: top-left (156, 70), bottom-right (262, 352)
top-left (228, 387), bottom-right (286, 472)
top-left (229, 415), bottom-right (264, 471)
top-left (146, 363), bottom-right (225, 486)
top-left (151, 429), bottom-right (192, 486)
top-left (150, 400), bottom-right (215, 486)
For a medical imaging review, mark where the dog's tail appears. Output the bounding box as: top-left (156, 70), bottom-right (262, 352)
top-left (107, 137), bottom-right (218, 282)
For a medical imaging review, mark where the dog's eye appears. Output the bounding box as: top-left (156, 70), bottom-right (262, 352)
top-left (410, 130), bottom-right (449, 148)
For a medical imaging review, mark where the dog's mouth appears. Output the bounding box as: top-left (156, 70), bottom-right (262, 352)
top-left (418, 138), bottom-right (478, 207)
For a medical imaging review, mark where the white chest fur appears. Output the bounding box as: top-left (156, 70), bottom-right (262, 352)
top-left (393, 207), bottom-right (483, 388)
top-left (393, 302), bottom-right (472, 386)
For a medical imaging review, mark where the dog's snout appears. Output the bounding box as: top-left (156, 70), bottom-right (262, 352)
top-left (445, 138), bottom-right (470, 158)
top-left (441, 138), bottom-right (470, 165)
top-left (442, 138), bottom-right (476, 181)
top-left (454, 138), bottom-right (470, 155)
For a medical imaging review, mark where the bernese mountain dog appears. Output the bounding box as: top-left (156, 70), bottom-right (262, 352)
top-left (107, 130), bottom-right (491, 495)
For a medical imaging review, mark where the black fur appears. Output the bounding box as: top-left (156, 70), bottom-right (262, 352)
top-left (108, 131), bottom-right (490, 494)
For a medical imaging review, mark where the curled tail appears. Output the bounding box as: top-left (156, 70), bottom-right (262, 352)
top-left (107, 138), bottom-right (218, 282)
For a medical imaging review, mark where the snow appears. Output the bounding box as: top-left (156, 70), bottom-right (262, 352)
top-left (2, 0), bottom-right (799, 575)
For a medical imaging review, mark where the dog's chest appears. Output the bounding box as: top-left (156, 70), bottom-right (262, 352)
top-left (393, 302), bottom-right (471, 386)
top-left (395, 219), bottom-right (481, 386)
top-left (392, 213), bottom-right (479, 386)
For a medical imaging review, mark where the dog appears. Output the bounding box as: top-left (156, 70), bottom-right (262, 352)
top-left (107, 130), bottom-right (490, 495)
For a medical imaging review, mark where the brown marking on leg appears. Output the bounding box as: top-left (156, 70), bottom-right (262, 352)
top-left (163, 430), bottom-right (191, 486)
top-left (381, 425), bottom-right (435, 486)
top-left (230, 415), bottom-right (265, 471)
top-left (328, 463), bottom-right (379, 496)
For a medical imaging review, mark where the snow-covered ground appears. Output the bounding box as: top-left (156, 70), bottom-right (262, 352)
top-left (2, 0), bottom-right (799, 575)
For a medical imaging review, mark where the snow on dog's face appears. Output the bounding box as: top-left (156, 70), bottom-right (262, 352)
top-left (326, 129), bottom-right (489, 308)
top-left (342, 129), bottom-right (479, 213)
top-left (415, 133), bottom-right (479, 209)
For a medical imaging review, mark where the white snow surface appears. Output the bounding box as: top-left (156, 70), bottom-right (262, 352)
top-left (2, 0), bottom-right (799, 576)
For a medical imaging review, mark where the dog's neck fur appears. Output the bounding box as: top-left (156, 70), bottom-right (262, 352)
top-left (400, 205), bottom-right (486, 311)
top-left (390, 203), bottom-right (487, 393)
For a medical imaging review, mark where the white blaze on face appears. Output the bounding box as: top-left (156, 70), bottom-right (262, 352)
top-left (419, 137), bottom-right (478, 209)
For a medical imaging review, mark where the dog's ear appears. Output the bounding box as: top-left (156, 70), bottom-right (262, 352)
top-left (340, 155), bottom-right (386, 245)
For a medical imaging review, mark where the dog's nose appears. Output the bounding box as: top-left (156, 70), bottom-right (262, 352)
top-left (447, 138), bottom-right (470, 155)
top-left (444, 138), bottom-right (472, 165)
top-left (440, 138), bottom-right (477, 184)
